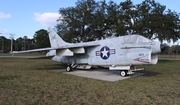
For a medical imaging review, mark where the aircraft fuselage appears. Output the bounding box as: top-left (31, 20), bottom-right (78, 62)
top-left (52, 35), bottom-right (160, 67)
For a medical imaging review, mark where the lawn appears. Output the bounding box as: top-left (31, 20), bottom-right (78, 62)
top-left (0, 57), bottom-right (180, 105)
top-left (0, 53), bottom-right (46, 57)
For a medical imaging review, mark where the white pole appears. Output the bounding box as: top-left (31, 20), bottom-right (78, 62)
top-left (10, 34), bottom-right (15, 52)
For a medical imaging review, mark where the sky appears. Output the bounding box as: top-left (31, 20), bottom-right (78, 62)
top-left (0, 0), bottom-right (180, 43)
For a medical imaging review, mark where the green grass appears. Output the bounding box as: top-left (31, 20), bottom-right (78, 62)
top-left (0, 58), bottom-right (180, 105)
top-left (159, 54), bottom-right (180, 59)
top-left (0, 53), bottom-right (46, 56)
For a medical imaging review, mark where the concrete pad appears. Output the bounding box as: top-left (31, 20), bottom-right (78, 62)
top-left (51, 68), bottom-right (145, 82)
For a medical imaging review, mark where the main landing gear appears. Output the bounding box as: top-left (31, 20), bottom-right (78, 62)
top-left (66, 64), bottom-right (78, 72)
top-left (119, 67), bottom-right (146, 77)
top-left (66, 64), bottom-right (91, 72)
top-left (66, 65), bottom-right (72, 72)
top-left (120, 70), bottom-right (128, 77)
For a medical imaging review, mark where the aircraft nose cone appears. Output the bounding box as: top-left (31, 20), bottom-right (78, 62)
top-left (160, 44), bottom-right (166, 52)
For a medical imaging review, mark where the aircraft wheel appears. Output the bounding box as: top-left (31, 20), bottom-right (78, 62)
top-left (66, 65), bottom-right (72, 72)
top-left (120, 70), bottom-right (127, 77)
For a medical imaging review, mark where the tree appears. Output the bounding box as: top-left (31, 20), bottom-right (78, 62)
top-left (57, 0), bottom-right (101, 42)
top-left (56, 0), bottom-right (180, 43)
top-left (0, 36), bottom-right (11, 53)
top-left (15, 37), bottom-right (23, 51)
top-left (116, 0), bottom-right (136, 35)
top-left (174, 45), bottom-right (180, 55)
top-left (0, 36), bottom-right (5, 52)
top-left (15, 36), bottom-right (35, 51)
top-left (135, 0), bottom-right (180, 42)
top-left (33, 29), bottom-right (50, 48)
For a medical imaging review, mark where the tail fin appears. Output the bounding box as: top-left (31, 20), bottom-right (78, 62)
top-left (48, 27), bottom-right (69, 48)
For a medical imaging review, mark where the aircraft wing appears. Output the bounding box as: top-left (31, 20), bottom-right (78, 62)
top-left (54, 43), bottom-right (99, 56)
top-left (12, 26), bottom-right (99, 56)
top-left (59, 43), bottom-right (99, 48)
top-left (11, 47), bottom-right (54, 54)
top-left (12, 43), bottom-right (99, 56)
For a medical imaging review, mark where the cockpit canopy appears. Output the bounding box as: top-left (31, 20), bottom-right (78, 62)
top-left (123, 35), bottom-right (151, 44)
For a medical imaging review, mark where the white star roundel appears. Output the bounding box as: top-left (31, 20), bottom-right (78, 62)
top-left (96, 46), bottom-right (115, 60)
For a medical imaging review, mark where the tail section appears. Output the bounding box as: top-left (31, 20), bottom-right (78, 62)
top-left (48, 27), bottom-right (69, 48)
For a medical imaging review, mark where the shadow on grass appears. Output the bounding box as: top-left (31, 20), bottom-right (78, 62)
top-left (35, 63), bottom-right (67, 71)
top-left (142, 70), bottom-right (161, 77)
top-left (138, 59), bottom-right (176, 77)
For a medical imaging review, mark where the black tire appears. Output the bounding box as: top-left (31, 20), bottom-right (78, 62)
top-left (66, 65), bottom-right (72, 72)
top-left (120, 70), bottom-right (127, 77)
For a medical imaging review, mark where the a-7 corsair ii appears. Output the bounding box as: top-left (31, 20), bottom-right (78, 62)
top-left (12, 27), bottom-right (165, 76)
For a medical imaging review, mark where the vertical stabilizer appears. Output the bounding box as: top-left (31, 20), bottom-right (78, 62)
top-left (48, 27), bottom-right (69, 48)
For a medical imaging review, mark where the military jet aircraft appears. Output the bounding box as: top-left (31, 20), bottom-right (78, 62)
top-left (12, 27), bottom-right (165, 76)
